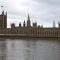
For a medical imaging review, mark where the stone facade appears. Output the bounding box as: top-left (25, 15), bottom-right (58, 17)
top-left (0, 27), bottom-right (60, 38)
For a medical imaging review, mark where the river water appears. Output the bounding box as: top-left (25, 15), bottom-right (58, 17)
top-left (0, 38), bottom-right (60, 60)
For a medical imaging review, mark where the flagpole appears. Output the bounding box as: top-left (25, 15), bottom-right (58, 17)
top-left (1, 6), bottom-right (3, 13)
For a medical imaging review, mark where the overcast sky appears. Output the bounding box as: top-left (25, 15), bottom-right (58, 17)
top-left (0, 0), bottom-right (60, 27)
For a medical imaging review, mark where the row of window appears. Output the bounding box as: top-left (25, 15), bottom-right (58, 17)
top-left (0, 28), bottom-right (60, 37)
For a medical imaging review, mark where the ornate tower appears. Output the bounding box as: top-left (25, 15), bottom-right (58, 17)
top-left (0, 11), bottom-right (7, 28)
top-left (27, 14), bottom-right (31, 27)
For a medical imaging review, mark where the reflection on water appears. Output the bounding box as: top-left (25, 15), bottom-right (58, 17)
top-left (24, 40), bottom-right (37, 60)
top-left (0, 40), bottom-right (6, 60)
top-left (0, 39), bottom-right (60, 60)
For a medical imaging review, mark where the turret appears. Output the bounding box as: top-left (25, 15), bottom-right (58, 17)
top-left (11, 23), bottom-right (15, 28)
top-left (1, 11), bottom-right (4, 15)
top-left (19, 22), bottom-right (21, 27)
top-left (33, 22), bottom-right (37, 28)
top-left (23, 20), bottom-right (26, 27)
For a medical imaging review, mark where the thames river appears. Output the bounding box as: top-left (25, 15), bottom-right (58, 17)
top-left (0, 38), bottom-right (60, 60)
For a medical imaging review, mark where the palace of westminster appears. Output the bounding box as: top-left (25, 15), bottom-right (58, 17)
top-left (0, 11), bottom-right (60, 38)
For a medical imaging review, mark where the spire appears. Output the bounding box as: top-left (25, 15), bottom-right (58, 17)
top-left (27, 13), bottom-right (31, 27)
top-left (27, 13), bottom-right (30, 21)
top-left (53, 20), bottom-right (55, 28)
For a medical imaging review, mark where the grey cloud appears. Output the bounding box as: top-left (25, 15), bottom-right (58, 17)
top-left (1, 0), bottom-right (60, 27)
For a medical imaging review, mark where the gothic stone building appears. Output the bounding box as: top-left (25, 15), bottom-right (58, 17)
top-left (0, 11), bottom-right (60, 38)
